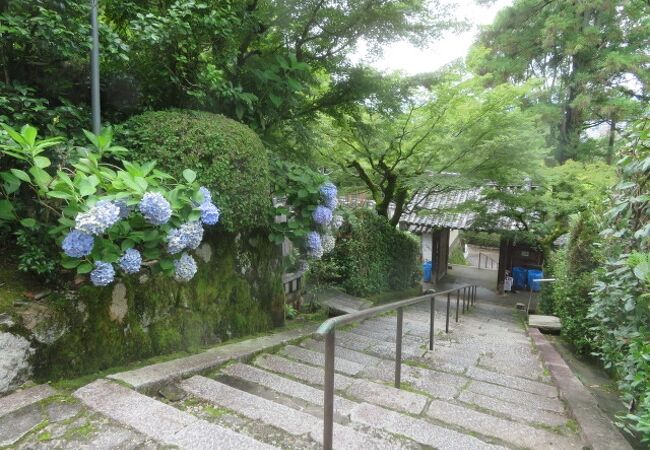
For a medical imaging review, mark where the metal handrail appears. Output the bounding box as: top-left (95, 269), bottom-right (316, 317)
top-left (478, 252), bottom-right (498, 270)
top-left (315, 283), bottom-right (478, 450)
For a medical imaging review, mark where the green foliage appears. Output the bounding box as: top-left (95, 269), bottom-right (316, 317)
top-left (119, 110), bottom-right (270, 232)
top-left (448, 246), bottom-right (468, 265)
top-left (268, 158), bottom-right (327, 244)
top-left (1, 123), bottom-right (208, 283)
top-left (461, 231), bottom-right (500, 248)
top-left (543, 213), bottom-right (602, 354)
top-left (588, 114), bottom-right (650, 440)
top-left (15, 226), bottom-right (57, 282)
top-left (322, 68), bottom-right (547, 225)
top-left (471, 0), bottom-right (649, 163)
top-left (310, 209), bottom-right (420, 297)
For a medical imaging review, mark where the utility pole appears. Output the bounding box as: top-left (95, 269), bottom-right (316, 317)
top-left (90, 0), bottom-right (101, 134)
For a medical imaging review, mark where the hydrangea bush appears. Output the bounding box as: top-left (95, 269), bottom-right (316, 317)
top-left (269, 159), bottom-right (340, 265)
top-left (0, 124), bottom-right (222, 286)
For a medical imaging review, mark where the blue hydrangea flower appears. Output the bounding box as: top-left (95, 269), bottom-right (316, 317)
top-left (167, 228), bottom-right (186, 254)
top-left (118, 248), bottom-right (142, 274)
top-left (75, 200), bottom-right (121, 236)
top-left (199, 202), bottom-right (220, 226)
top-left (182, 221), bottom-right (203, 249)
top-left (312, 205), bottom-right (333, 225)
top-left (62, 230), bottom-right (94, 258)
top-left (305, 231), bottom-right (323, 259)
top-left (199, 186), bottom-right (212, 204)
top-left (90, 261), bottom-right (115, 286)
top-left (139, 192), bottom-right (171, 225)
top-left (320, 182), bottom-right (338, 209)
top-left (174, 253), bottom-right (197, 282)
top-left (166, 221), bottom-right (204, 254)
top-left (113, 200), bottom-right (130, 219)
top-left (321, 234), bottom-right (336, 254)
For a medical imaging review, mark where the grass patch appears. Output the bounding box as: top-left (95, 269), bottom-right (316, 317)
top-left (36, 431), bottom-right (52, 442)
top-left (204, 405), bottom-right (229, 418)
top-left (63, 421), bottom-right (96, 440)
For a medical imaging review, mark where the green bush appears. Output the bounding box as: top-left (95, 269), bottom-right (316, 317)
top-left (461, 231), bottom-right (500, 248)
top-left (310, 209), bottom-right (420, 297)
top-left (119, 110), bottom-right (271, 232)
top-left (543, 212), bottom-right (602, 354)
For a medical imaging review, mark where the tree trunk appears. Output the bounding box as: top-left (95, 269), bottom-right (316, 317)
top-left (606, 118), bottom-right (616, 165)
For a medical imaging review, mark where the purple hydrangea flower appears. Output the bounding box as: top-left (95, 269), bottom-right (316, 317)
top-left (320, 182), bottom-right (338, 209)
top-left (118, 248), bottom-right (142, 274)
top-left (90, 261), bottom-right (115, 286)
top-left (321, 234), bottom-right (336, 254)
top-left (199, 202), bottom-right (220, 226)
top-left (139, 192), bottom-right (171, 225)
top-left (312, 205), bottom-right (333, 225)
top-left (167, 228), bottom-right (186, 254)
top-left (75, 200), bottom-right (121, 236)
top-left (174, 253), bottom-right (197, 282)
top-left (199, 186), bottom-right (212, 204)
top-left (62, 230), bottom-right (94, 258)
top-left (305, 231), bottom-right (323, 259)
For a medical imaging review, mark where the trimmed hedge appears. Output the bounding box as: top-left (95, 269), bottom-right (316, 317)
top-left (119, 110), bottom-right (271, 231)
top-left (310, 209), bottom-right (420, 297)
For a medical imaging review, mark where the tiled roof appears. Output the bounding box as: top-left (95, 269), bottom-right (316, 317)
top-left (399, 187), bottom-right (519, 234)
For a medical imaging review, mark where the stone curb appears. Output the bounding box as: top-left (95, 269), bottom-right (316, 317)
top-left (528, 327), bottom-right (633, 450)
top-left (107, 324), bottom-right (317, 394)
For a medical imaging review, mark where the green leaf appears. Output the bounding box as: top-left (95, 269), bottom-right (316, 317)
top-left (78, 179), bottom-right (97, 197)
top-left (20, 218), bottom-right (37, 228)
top-left (633, 262), bottom-right (650, 282)
top-left (182, 169), bottom-right (197, 183)
top-left (77, 262), bottom-right (93, 274)
top-left (10, 168), bottom-right (30, 182)
top-left (47, 190), bottom-right (73, 200)
top-left (33, 156), bottom-right (51, 168)
top-left (159, 258), bottom-right (174, 270)
top-left (121, 239), bottom-right (136, 251)
top-left (0, 200), bottom-right (15, 220)
top-left (21, 124), bottom-right (37, 146)
top-left (61, 258), bottom-right (81, 269)
top-left (28, 166), bottom-right (52, 189)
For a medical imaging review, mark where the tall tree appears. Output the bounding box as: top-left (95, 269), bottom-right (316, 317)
top-left (471, 0), bottom-right (650, 163)
top-left (321, 69), bottom-right (547, 225)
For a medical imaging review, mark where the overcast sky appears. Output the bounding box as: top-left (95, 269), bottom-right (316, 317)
top-left (350, 0), bottom-right (513, 74)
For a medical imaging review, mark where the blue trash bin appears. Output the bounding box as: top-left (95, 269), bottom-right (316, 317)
top-left (528, 269), bottom-right (544, 292)
top-left (423, 261), bottom-right (432, 282)
top-left (512, 267), bottom-right (527, 290)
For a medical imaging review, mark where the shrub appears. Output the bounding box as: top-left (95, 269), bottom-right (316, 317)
top-left (119, 110), bottom-right (271, 232)
top-left (589, 115), bottom-right (650, 440)
top-left (310, 209), bottom-right (420, 297)
top-left (543, 212), bottom-right (601, 354)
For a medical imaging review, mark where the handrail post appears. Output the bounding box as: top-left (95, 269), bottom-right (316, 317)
top-left (455, 289), bottom-right (460, 322)
top-left (429, 296), bottom-right (435, 350)
top-left (445, 292), bottom-right (450, 333)
top-left (462, 287), bottom-right (466, 313)
top-left (323, 330), bottom-right (335, 450)
top-left (395, 307), bottom-right (403, 388)
top-left (472, 286), bottom-right (476, 306)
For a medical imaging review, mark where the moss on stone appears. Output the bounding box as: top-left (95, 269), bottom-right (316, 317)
top-left (32, 230), bottom-right (284, 380)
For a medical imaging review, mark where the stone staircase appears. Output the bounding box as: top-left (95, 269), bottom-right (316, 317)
top-left (68, 298), bottom-right (588, 450)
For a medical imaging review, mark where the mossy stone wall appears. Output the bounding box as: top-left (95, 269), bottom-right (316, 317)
top-left (32, 231), bottom-right (284, 380)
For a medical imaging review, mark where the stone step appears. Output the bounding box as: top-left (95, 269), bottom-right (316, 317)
top-left (74, 379), bottom-right (275, 450)
top-left (0, 384), bottom-right (56, 418)
top-left (337, 331), bottom-right (425, 360)
top-left (458, 391), bottom-right (568, 428)
top-left (280, 345), bottom-right (364, 375)
top-left (347, 326), bottom-right (425, 345)
top-left (180, 376), bottom-right (400, 450)
top-left (465, 366), bottom-right (558, 397)
top-left (300, 338), bottom-right (385, 367)
top-left (221, 363), bottom-right (357, 417)
top-left (467, 380), bottom-right (565, 413)
top-left (255, 354), bottom-right (429, 415)
top-left (426, 399), bottom-right (581, 449)
top-left (363, 360), bottom-right (466, 400)
top-left (351, 402), bottom-right (505, 450)
top-left (255, 354), bottom-right (354, 390)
